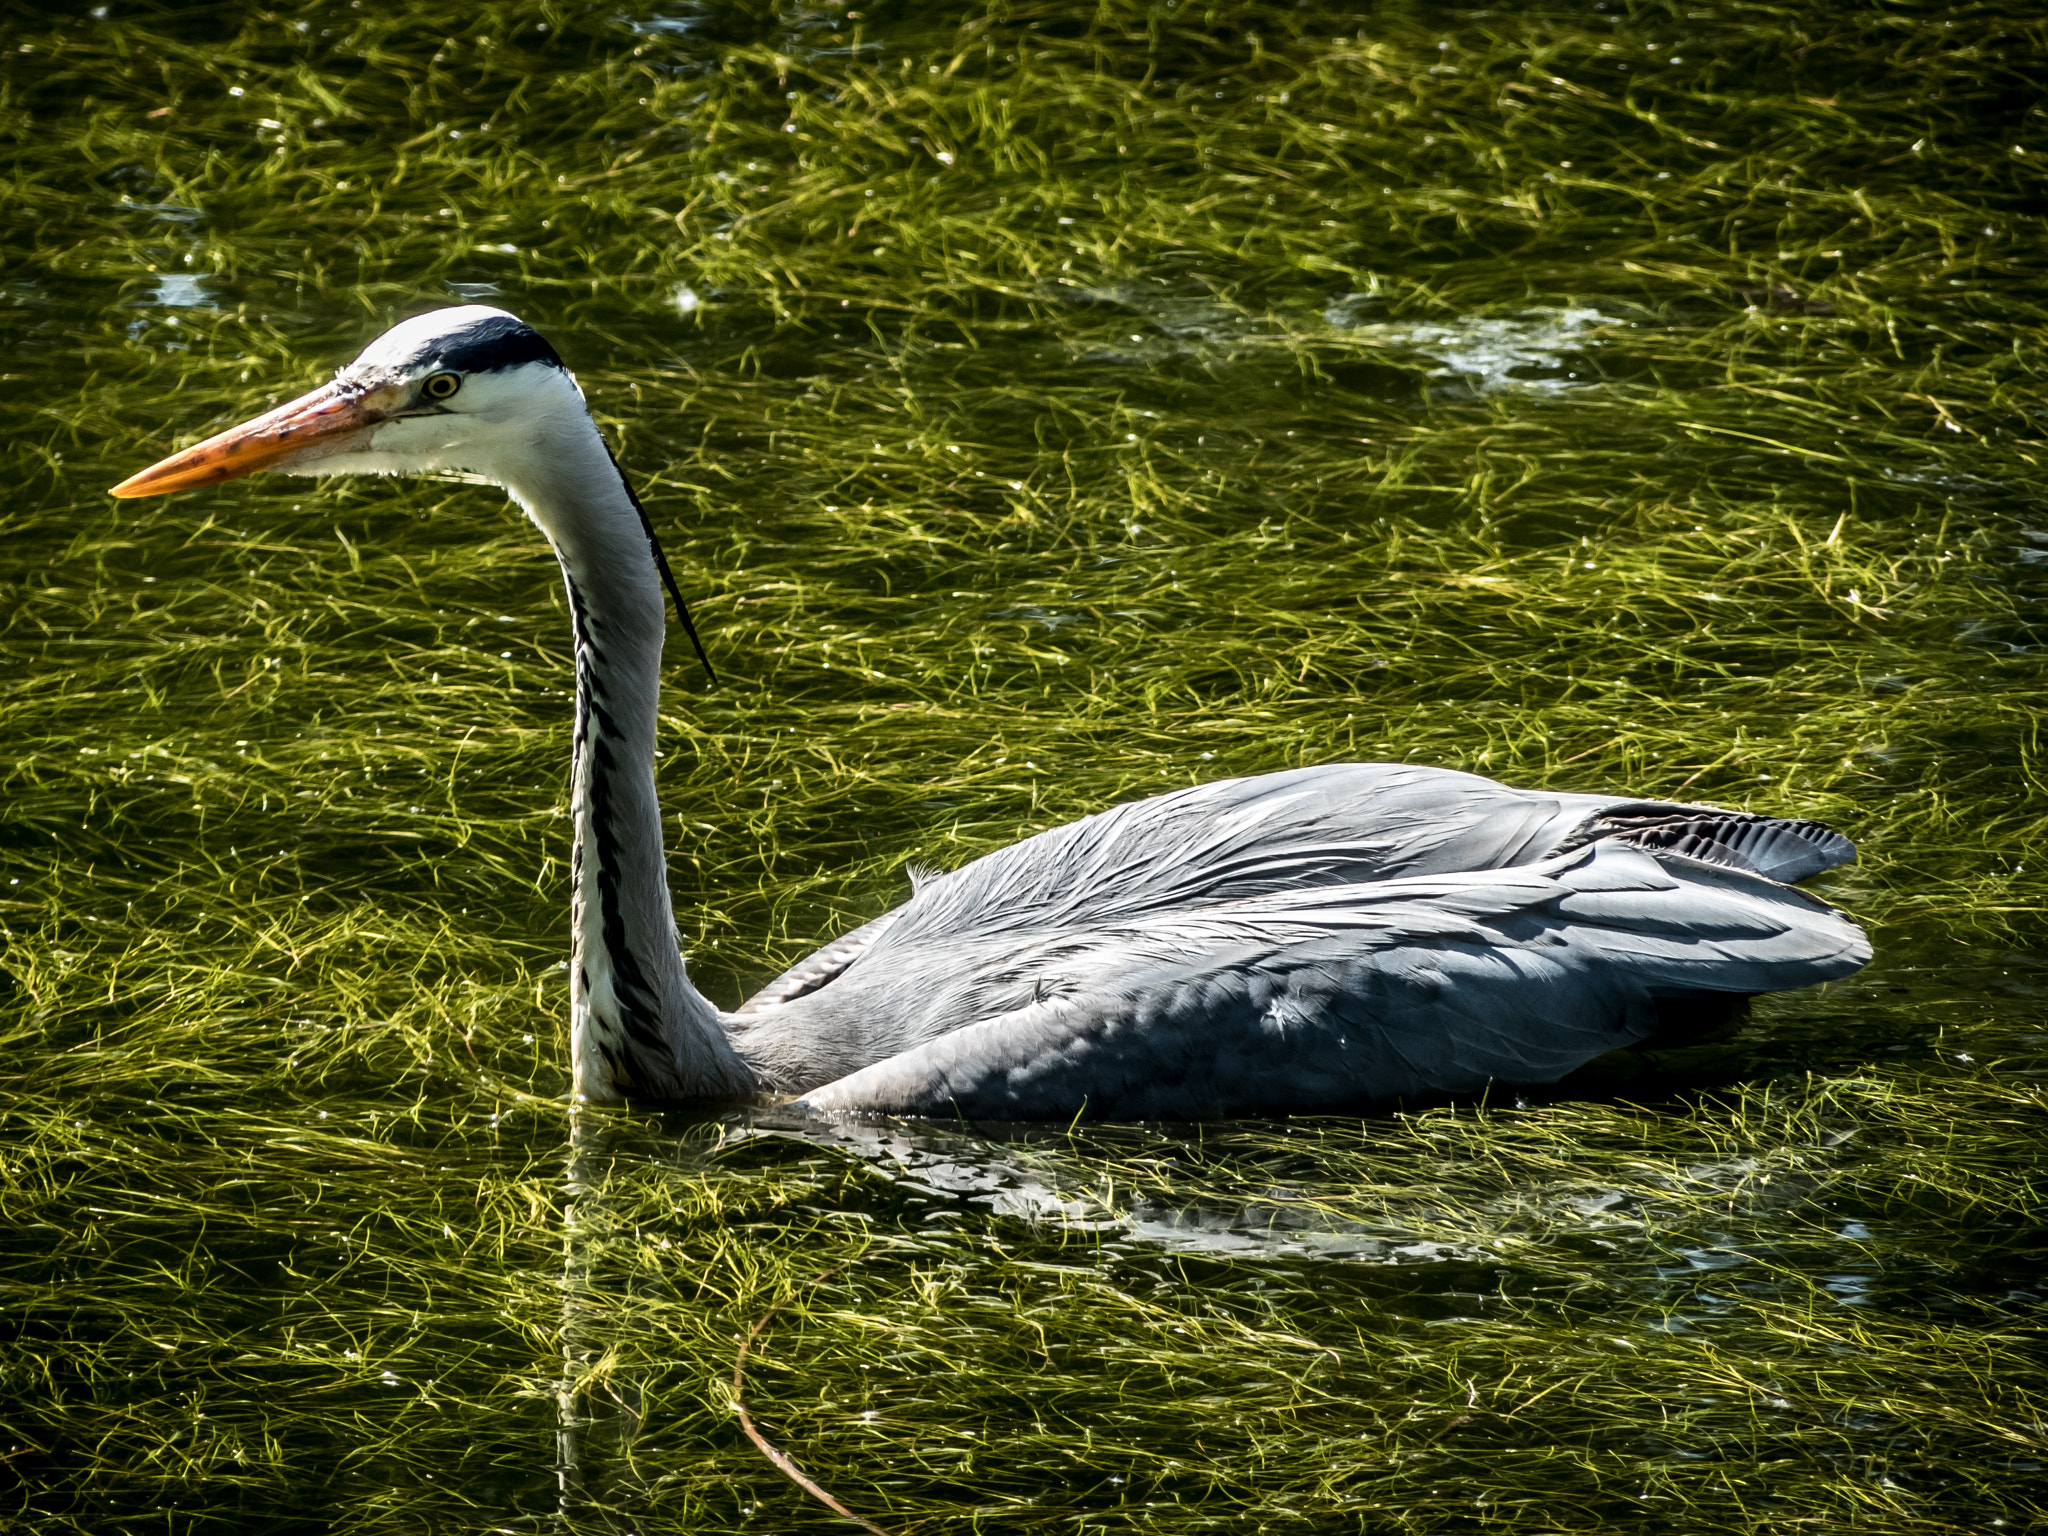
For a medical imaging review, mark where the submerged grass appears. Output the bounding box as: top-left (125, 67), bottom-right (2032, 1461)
top-left (3, 0), bottom-right (2046, 1531)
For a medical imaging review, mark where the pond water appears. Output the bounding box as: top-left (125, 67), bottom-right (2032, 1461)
top-left (4, 3), bottom-right (2045, 1531)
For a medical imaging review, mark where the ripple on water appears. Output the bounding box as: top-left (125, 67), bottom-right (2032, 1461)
top-left (1323, 300), bottom-right (1610, 393)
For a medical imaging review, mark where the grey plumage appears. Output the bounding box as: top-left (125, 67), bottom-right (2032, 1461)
top-left (733, 764), bottom-right (1868, 1117)
top-left (112, 307), bottom-right (1871, 1122)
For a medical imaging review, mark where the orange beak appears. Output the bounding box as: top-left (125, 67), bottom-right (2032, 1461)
top-left (108, 379), bottom-right (403, 498)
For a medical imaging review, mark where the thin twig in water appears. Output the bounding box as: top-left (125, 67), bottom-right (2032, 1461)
top-left (733, 1272), bottom-right (896, 1536)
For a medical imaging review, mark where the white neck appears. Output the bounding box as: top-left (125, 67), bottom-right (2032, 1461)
top-left (496, 418), bottom-right (756, 1102)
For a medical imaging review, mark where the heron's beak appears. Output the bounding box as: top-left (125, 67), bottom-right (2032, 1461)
top-left (108, 379), bottom-right (402, 499)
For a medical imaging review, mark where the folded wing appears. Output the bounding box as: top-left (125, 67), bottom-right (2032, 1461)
top-left (738, 763), bottom-right (1857, 1014)
top-left (791, 843), bottom-right (1868, 1119)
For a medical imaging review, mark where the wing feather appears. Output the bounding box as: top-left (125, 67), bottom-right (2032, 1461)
top-left (792, 843), bottom-right (1867, 1119)
top-left (761, 765), bottom-right (1853, 1006)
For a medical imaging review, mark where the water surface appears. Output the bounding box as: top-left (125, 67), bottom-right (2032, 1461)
top-left (3, 2), bottom-right (2045, 1531)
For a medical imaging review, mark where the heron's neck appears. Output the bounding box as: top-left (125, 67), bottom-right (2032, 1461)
top-left (500, 431), bottom-right (756, 1103)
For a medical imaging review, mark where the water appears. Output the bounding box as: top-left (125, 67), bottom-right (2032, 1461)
top-left (3, 2), bottom-right (2044, 1531)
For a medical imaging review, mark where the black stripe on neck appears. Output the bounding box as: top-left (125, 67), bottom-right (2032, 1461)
top-left (564, 574), bottom-right (668, 1084)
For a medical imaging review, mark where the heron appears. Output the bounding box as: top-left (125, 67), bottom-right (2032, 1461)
top-left (111, 306), bottom-right (1869, 1119)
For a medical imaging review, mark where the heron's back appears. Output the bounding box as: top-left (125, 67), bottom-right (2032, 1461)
top-left (726, 763), bottom-right (1865, 1116)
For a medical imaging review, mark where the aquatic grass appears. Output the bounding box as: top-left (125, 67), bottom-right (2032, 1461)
top-left (4, 0), bottom-right (2047, 1530)
top-left (4, 1074), bottom-right (2043, 1531)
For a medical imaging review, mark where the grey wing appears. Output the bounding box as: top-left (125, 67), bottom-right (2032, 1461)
top-left (734, 908), bottom-right (903, 1015)
top-left (869, 764), bottom-right (1595, 947)
top-left (793, 843), bottom-right (1870, 1120)
top-left (748, 763), bottom-right (1855, 1013)
top-left (738, 763), bottom-right (1513, 1015)
top-left (861, 764), bottom-right (1860, 955)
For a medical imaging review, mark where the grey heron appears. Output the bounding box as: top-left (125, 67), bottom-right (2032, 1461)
top-left (112, 306), bottom-right (1870, 1119)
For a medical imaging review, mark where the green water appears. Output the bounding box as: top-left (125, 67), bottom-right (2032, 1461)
top-left (4, 1), bottom-right (2046, 1530)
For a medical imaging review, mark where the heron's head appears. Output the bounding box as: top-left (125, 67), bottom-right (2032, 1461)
top-left (110, 306), bottom-right (587, 499)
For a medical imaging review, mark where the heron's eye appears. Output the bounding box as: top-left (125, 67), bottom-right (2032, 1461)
top-left (421, 372), bottom-right (462, 401)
